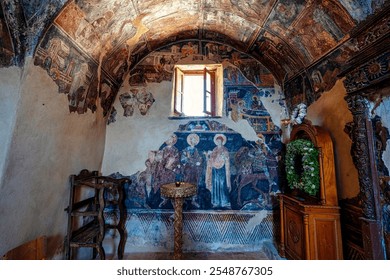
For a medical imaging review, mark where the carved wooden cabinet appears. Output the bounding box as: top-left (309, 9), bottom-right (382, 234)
top-left (279, 122), bottom-right (343, 260)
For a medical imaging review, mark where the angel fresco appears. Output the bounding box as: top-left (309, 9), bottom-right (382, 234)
top-left (119, 88), bottom-right (155, 117)
top-left (135, 88), bottom-right (155, 115)
top-left (119, 92), bottom-right (137, 117)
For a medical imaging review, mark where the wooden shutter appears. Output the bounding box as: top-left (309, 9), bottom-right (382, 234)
top-left (174, 67), bottom-right (184, 115)
top-left (203, 68), bottom-right (215, 116)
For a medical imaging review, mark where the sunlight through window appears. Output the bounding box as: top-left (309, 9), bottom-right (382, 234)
top-left (172, 64), bottom-right (222, 118)
top-left (183, 75), bottom-right (204, 116)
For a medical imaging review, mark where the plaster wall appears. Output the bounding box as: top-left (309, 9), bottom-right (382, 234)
top-left (0, 66), bottom-right (21, 186)
top-left (374, 96), bottom-right (390, 174)
top-left (101, 78), bottom-right (279, 254)
top-left (102, 80), bottom-right (259, 176)
top-left (307, 79), bottom-right (359, 199)
top-left (0, 59), bottom-right (107, 258)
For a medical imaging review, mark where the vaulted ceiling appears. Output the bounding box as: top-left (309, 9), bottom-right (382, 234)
top-left (0, 0), bottom-right (388, 115)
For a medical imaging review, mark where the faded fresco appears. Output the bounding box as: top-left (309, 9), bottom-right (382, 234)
top-left (119, 88), bottom-right (155, 117)
top-left (284, 42), bottom-right (356, 108)
top-left (0, 0), bottom-right (63, 65)
top-left (113, 42), bottom-right (282, 210)
top-left (267, 0), bottom-right (306, 36)
top-left (373, 115), bottom-right (390, 257)
top-left (34, 25), bottom-right (100, 114)
top-left (0, 8), bottom-right (14, 67)
top-left (129, 40), bottom-right (274, 87)
top-left (21, 0), bottom-right (375, 118)
top-left (111, 120), bottom-right (282, 211)
top-left (122, 40), bottom-right (276, 121)
top-left (2, 0), bottom-right (367, 70)
top-left (2, 0), bottom-right (381, 87)
top-left (338, 0), bottom-right (385, 21)
top-left (223, 63), bottom-right (279, 135)
top-left (263, 0), bottom-right (355, 65)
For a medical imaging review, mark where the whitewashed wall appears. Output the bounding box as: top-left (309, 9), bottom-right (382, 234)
top-left (0, 59), bottom-right (107, 258)
top-left (1, 58), bottom-right (387, 258)
top-left (102, 80), bottom-right (260, 176)
top-left (0, 66), bottom-right (21, 186)
top-left (307, 79), bottom-right (359, 199)
top-left (374, 97), bottom-right (390, 174)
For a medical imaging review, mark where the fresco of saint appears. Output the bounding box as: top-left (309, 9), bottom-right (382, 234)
top-left (158, 134), bottom-right (180, 207)
top-left (181, 133), bottom-right (203, 207)
top-left (205, 134), bottom-right (231, 209)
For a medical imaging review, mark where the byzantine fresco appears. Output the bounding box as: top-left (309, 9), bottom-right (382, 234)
top-left (249, 33), bottom-right (302, 80)
top-left (119, 88), bottom-right (155, 117)
top-left (54, 0), bottom-right (138, 60)
top-left (99, 78), bottom-right (119, 116)
top-left (284, 74), bottom-right (314, 110)
top-left (0, 0), bottom-right (63, 65)
top-left (262, 31), bottom-right (304, 71)
top-left (284, 42), bottom-right (355, 109)
top-left (33, 25), bottom-right (104, 114)
top-left (372, 115), bottom-right (390, 257)
top-left (202, 10), bottom-right (257, 45)
top-left (338, 0), bottom-right (386, 21)
top-left (111, 42), bottom-right (283, 209)
top-left (225, 85), bottom-right (278, 134)
top-left (111, 120), bottom-right (282, 211)
top-left (218, 0), bottom-right (276, 24)
top-left (122, 40), bottom-right (278, 125)
top-left (12, 0), bottom-right (376, 122)
top-left (289, 7), bottom-right (338, 60)
top-left (139, 1), bottom-right (201, 44)
top-left (0, 7), bottom-right (14, 67)
top-left (33, 24), bottom-right (122, 116)
top-left (54, 1), bottom-right (149, 84)
top-left (265, 0), bottom-right (354, 63)
top-left (129, 40), bottom-right (274, 88)
top-left (266, 0), bottom-right (306, 37)
top-left (306, 46), bottom-right (353, 103)
top-left (223, 63), bottom-right (279, 135)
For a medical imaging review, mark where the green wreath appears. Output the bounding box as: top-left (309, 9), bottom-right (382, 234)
top-left (285, 139), bottom-right (320, 196)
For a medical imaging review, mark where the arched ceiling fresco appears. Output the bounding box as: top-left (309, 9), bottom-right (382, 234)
top-left (0, 0), bottom-right (388, 116)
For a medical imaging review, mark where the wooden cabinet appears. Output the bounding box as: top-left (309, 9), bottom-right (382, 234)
top-left (64, 169), bottom-right (129, 260)
top-left (279, 195), bottom-right (343, 259)
top-left (279, 121), bottom-right (343, 259)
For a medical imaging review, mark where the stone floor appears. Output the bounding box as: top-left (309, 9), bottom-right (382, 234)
top-left (123, 251), bottom-right (271, 260)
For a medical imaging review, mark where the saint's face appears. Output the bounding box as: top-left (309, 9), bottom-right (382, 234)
top-left (165, 135), bottom-right (177, 146)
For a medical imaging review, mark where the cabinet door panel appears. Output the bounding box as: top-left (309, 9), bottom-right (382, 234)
top-left (313, 218), bottom-right (340, 259)
top-left (285, 206), bottom-right (304, 259)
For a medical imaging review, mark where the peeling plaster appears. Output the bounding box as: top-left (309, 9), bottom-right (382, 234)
top-left (307, 79), bottom-right (359, 199)
top-left (374, 97), bottom-right (390, 174)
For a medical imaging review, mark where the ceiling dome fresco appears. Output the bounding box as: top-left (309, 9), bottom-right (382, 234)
top-left (0, 0), bottom-right (388, 114)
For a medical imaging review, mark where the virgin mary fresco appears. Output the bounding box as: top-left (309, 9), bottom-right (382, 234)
top-left (205, 134), bottom-right (231, 209)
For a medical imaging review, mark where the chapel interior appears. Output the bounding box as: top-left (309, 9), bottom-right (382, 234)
top-left (0, 0), bottom-right (389, 260)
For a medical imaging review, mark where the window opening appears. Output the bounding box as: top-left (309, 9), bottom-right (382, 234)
top-left (173, 64), bottom-right (220, 117)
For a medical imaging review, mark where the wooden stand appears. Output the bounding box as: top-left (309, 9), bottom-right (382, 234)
top-left (160, 182), bottom-right (197, 260)
top-left (279, 122), bottom-right (343, 259)
top-left (64, 169), bottom-right (129, 260)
